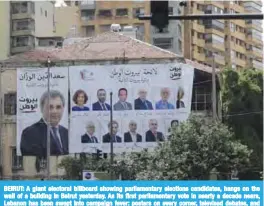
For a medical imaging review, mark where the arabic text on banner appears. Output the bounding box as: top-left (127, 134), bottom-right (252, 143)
top-left (69, 63), bottom-right (194, 154)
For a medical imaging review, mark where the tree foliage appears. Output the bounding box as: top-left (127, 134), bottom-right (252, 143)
top-left (112, 116), bottom-right (251, 180)
top-left (58, 155), bottom-right (109, 180)
top-left (59, 116), bottom-right (252, 180)
top-left (220, 68), bottom-right (263, 177)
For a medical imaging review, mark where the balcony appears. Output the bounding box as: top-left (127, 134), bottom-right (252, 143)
top-left (247, 35), bottom-right (263, 47)
top-left (230, 43), bottom-right (246, 54)
top-left (235, 58), bottom-right (246, 68)
top-left (252, 46), bottom-right (263, 59)
top-left (11, 2), bottom-right (35, 20)
top-left (12, 30), bottom-right (35, 36)
top-left (252, 60), bottom-right (263, 70)
top-left (11, 36), bottom-right (35, 54)
top-left (193, 37), bottom-right (205, 47)
top-left (80, 0), bottom-right (96, 10)
top-left (230, 3), bottom-right (244, 13)
top-left (205, 42), bottom-right (225, 52)
top-left (232, 31), bottom-right (245, 41)
top-left (246, 21), bottom-right (263, 32)
top-left (193, 51), bottom-right (205, 62)
top-left (206, 54), bottom-right (225, 66)
top-left (230, 19), bottom-right (245, 28)
top-left (192, 22), bottom-right (205, 33)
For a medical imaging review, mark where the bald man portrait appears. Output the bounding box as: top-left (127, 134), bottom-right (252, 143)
top-left (81, 121), bottom-right (99, 143)
top-left (20, 90), bottom-right (69, 157)
top-left (134, 89), bottom-right (153, 110)
top-left (155, 87), bottom-right (175, 110)
top-left (145, 119), bottom-right (165, 142)
top-left (124, 120), bottom-right (142, 142)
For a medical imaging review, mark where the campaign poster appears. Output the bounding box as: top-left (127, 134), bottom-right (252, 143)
top-left (69, 63), bottom-right (194, 153)
top-left (16, 67), bottom-right (68, 156)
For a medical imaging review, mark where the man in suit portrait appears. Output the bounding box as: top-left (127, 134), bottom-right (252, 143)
top-left (155, 87), bottom-right (175, 110)
top-left (20, 90), bottom-right (69, 157)
top-left (92, 89), bottom-right (111, 111)
top-left (102, 120), bottom-right (122, 143)
top-left (114, 88), bottom-right (132, 111)
top-left (134, 89), bottom-right (153, 110)
top-left (81, 121), bottom-right (98, 143)
top-left (124, 120), bottom-right (142, 142)
top-left (145, 119), bottom-right (165, 142)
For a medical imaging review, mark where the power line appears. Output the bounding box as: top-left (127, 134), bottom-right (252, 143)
top-left (224, 111), bottom-right (263, 117)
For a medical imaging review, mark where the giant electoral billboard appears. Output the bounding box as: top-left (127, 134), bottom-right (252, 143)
top-left (16, 63), bottom-right (194, 156)
top-left (69, 63), bottom-right (194, 154)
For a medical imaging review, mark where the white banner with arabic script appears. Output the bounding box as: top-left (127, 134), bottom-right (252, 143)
top-left (69, 63), bottom-right (194, 154)
top-left (17, 67), bottom-right (68, 156)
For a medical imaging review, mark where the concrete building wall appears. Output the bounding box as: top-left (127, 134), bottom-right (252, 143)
top-left (54, 6), bottom-right (81, 38)
top-left (34, 2), bottom-right (55, 37)
top-left (0, 1), bottom-right (10, 60)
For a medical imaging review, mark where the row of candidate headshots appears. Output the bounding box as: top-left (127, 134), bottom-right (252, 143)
top-left (78, 119), bottom-right (180, 144)
top-left (71, 87), bottom-right (186, 112)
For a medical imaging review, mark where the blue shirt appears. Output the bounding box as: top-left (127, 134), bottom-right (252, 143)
top-left (72, 106), bottom-right (90, 111)
top-left (155, 100), bottom-right (175, 110)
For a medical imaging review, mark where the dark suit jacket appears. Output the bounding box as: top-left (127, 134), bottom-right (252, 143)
top-left (145, 130), bottom-right (164, 142)
top-left (81, 133), bottom-right (98, 143)
top-left (102, 133), bottom-right (122, 143)
top-left (92, 101), bottom-right (111, 111)
top-left (176, 100), bottom-right (185, 109)
top-left (20, 118), bottom-right (69, 157)
top-left (134, 98), bottom-right (153, 110)
top-left (124, 132), bottom-right (142, 142)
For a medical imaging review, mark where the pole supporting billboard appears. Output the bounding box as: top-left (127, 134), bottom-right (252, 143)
top-left (46, 57), bottom-right (51, 180)
top-left (110, 92), bottom-right (114, 180)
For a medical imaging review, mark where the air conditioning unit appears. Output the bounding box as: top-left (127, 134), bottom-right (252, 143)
top-left (110, 24), bottom-right (121, 32)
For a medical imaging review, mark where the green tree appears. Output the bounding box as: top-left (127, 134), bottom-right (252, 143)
top-left (131, 116), bottom-right (251, 180)
top-left (221, 68), bottom-right (263, 179)
top-left (58, 154), bottom-right (110, 180)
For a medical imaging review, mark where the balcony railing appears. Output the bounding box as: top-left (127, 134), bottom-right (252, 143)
top-left (253, 60), bottom-right (263, 69)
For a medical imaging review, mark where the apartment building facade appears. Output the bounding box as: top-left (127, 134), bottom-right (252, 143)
top-left (79, 0), bottom-right (150, 42)
top-left (0, 1), bottom-right (55, 60)
top-left (183, 0), bottom-right (263, 70)
top-left (150, 1), bottom-right (183, 55)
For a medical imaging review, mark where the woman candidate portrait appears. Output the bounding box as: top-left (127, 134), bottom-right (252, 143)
top-left (72, 89), bottom-right (90, 111)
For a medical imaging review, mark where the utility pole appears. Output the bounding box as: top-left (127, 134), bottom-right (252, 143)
top-left (46, 57), bottom-right (51, 180)
top-left (109, 92), bottom-right (114, 180)
top-left (0, 65), bottom-right (3, 179)
top-left (212, 54), bottom-right (217, 121)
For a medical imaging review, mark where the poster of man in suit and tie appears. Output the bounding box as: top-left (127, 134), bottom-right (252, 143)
top-left (123, 120), bottom-right (143, 143)
top-left (113, 88), bottom-right (132, 111)
top-left (17, 67), bottom-right (69, 157)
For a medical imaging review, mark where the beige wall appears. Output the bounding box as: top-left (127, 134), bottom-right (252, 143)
top-left (0, 2), bottom-right (10, 60)
top-left (54, 6), bottom-right (81, 38)
top-left (34, 2), bottom-right (55, 38)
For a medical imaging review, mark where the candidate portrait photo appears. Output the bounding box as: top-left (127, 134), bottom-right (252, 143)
top-left (20, 90), bottom-right (69, 156)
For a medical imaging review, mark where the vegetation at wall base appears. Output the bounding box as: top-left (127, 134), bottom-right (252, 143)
top-left (59, 116), bottom-right (251, 180)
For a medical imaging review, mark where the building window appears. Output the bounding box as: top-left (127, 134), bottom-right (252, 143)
top-left (168, 7), bottom-right (173, 15)
top-left (4, 92), bottom-right (16, 115)
top-left (178, 24), bottom-right (182, 36)
top-left (12, 20), bottom-right (31, 31)
top-left (178, 39), bottom-right (182, 53)
top-left (81, 10), bottom-right (95, 20)
top-left (116, 8), bottom-right (128, 17)
top-left (45, 10), bottom-right (47, 17)
top-left (191, 86), bottom-right (212, 111)
top-left (12, 148), bottom-right (23, 170)
top-left (153, 38), bottom-right (173, 49)
top-left (40, 8), bottom-right (43, 15)
top-left (12, 2), bottom-right (28, 14)
top-left (85, 25), bottom-right (95, 36)
top-left (98, 9), bottom-right (112, 18)
top-left (133, 8), bottom-right (144, 18)
top-left (75, 1), bottom-right (79, 6)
